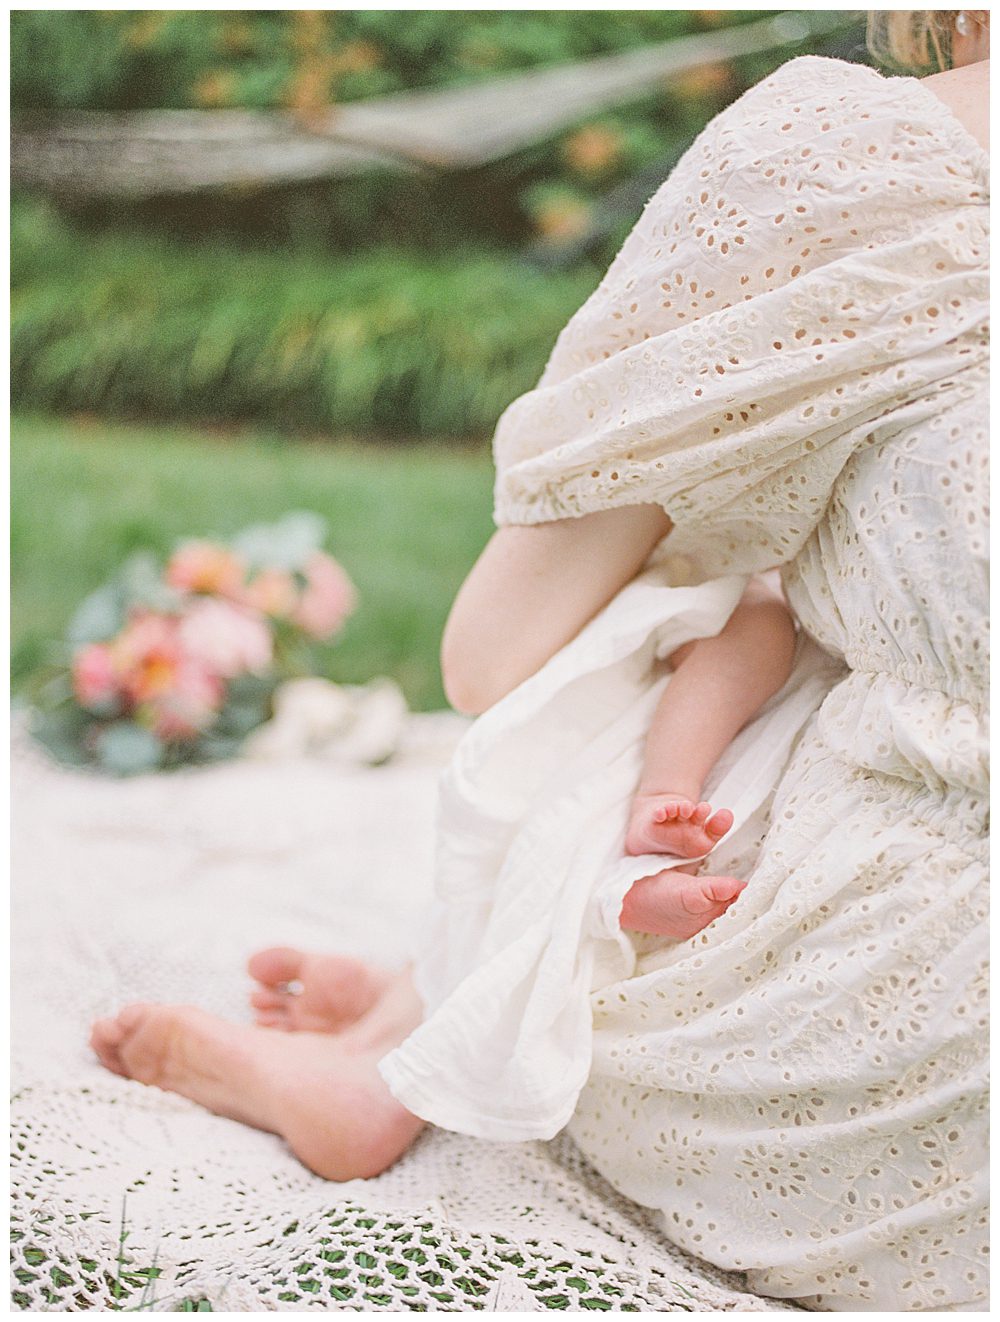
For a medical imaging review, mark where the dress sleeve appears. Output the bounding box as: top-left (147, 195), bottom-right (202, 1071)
top-left (492, 56), bottom-right (988, 578)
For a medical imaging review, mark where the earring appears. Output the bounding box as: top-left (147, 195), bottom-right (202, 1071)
top-left (955, 11), bottom-right (974, 36)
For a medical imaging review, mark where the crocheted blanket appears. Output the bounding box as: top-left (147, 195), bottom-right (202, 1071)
top-left (11, 717), bottom-right (794, 1312)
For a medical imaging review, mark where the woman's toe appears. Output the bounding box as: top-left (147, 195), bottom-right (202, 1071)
top-left (90, 1015), bottom-right (123, 1048)
top-left (117, 1003), bottom-right (153, 1033)
top-left (247, 945), bottom-right (305, 989)
top-left (90, 1017), bottom-right (126, 1074)
top-left (253, 1012), bottom-right (291, 1031)
top-left (90, 1003), bottom-right (156, 1075)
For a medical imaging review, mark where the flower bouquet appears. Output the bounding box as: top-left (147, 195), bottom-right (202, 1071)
top-left (31, 513), bottom-right (357, 776)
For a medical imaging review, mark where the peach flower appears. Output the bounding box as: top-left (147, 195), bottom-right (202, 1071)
top-left (178, 597), bottom-right (273, 678)
top-left (166, 540), bottom-right (247, 598)
top-left (244, 568), bottom-right (299, 619)
top-left (292, 552), bottom-right (356, 640)
top-left (72, 643), bottom-right (120, 710)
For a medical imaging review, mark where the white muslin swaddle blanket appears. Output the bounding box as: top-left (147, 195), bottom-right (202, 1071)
top-left (380, 557), bottom-right (842, 1140)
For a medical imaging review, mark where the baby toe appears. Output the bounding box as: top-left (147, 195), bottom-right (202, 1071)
top-left (247, 946), bottom-right (305, 989)
top-left (704, 875), bottom-right (745, 905)
top-left (707, 808), bottom-right (735, 839)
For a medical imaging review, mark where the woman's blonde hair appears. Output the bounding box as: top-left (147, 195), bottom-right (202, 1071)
top-left (866, 10), bottom-right (970, 73)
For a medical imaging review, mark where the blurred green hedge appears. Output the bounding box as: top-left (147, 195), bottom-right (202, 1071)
top-left (11, 200), bottom-right (598, 439)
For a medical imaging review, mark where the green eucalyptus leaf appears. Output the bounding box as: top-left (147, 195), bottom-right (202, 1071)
top-left (93, 722), bottom-right (164, 776)
top-left (232, 511), bottom-right (327, 572)
top-left (195, 732), bottom-right (246, 762)
top-left (121, 551), bottom-right (182, 612)
top-left (84, 694), bottom-right (125, 719)
top-left (216, 701), bottom-right (268, 738)
top-left (225, 673), bottom-right (276, 705)
top-left (36, 671), bottom-right (76, 708)
top-left (31, 705), bottom-right (92, 767)
top-left (67, 585), bottom-right (126, 645)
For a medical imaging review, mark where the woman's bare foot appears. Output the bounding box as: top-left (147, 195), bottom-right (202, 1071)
top-left (625, 792), bottom-right (734, 859)
top-left (247, 946), bottom-right (393, 1033)
top-left (620, 867), bottom-right (746, 940)
top-left (89, 968), bottom-right (425, 1182)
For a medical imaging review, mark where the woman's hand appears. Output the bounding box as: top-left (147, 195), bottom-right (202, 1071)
top-left (441, 503), bottom-right (672, 714)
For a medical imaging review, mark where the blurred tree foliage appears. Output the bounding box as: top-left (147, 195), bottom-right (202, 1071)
top-left (10, 9), bottom-right (864, 258)
top-left (10, 10), bottom-right (753, 111)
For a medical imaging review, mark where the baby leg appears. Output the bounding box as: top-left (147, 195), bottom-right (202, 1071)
top-left (626, 578), bottom-right (796, 859)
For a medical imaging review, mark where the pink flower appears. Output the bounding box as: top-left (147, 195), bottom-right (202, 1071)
top-left (178, 597), bottom-right (273, 679)
top-left (72, 643), bottom-right (120, 710)
top-left (140, 660), bottom-right (224, 740)
top-left (292, 552), bottom-right (356, 640)
top-left (244, 568), bottom-right (299, 619)
top-left (108, 611), bottom-right (224, 739)
top-left (166, 540), bottom-right (246, 598)
top-left (113, 613), bottom-right (185, 704)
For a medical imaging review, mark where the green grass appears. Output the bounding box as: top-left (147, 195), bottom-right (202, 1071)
top-left (11, 414), bottom-right (496, 711)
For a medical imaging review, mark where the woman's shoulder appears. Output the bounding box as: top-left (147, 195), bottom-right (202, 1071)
top-left (537, 53), bottom-right (985, 396)
top-left (730, 52), bottom-right (913, 118)
top-left (707, 55), bottom-right (905, 157)
top-left (705, 53), bottom-right (987, 183)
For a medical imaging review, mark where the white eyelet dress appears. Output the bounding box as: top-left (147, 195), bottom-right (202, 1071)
top-left (380, 56), bottom-right (989, 1311)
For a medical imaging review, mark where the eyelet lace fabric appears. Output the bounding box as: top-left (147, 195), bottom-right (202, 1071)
top-left (382, 57), bottom-right (989, 1311)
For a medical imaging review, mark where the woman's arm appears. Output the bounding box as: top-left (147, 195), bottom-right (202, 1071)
top-left (441, 503), bottom-right (672, 715)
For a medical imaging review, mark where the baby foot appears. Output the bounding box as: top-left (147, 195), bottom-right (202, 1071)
top-left (619, 868), bottom-right (746, 941)
top-left (625, 792), bottom-right (734, 859)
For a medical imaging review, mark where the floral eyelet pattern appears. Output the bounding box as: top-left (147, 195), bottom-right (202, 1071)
top-left (483, 55), bottom-right (989, 1310)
